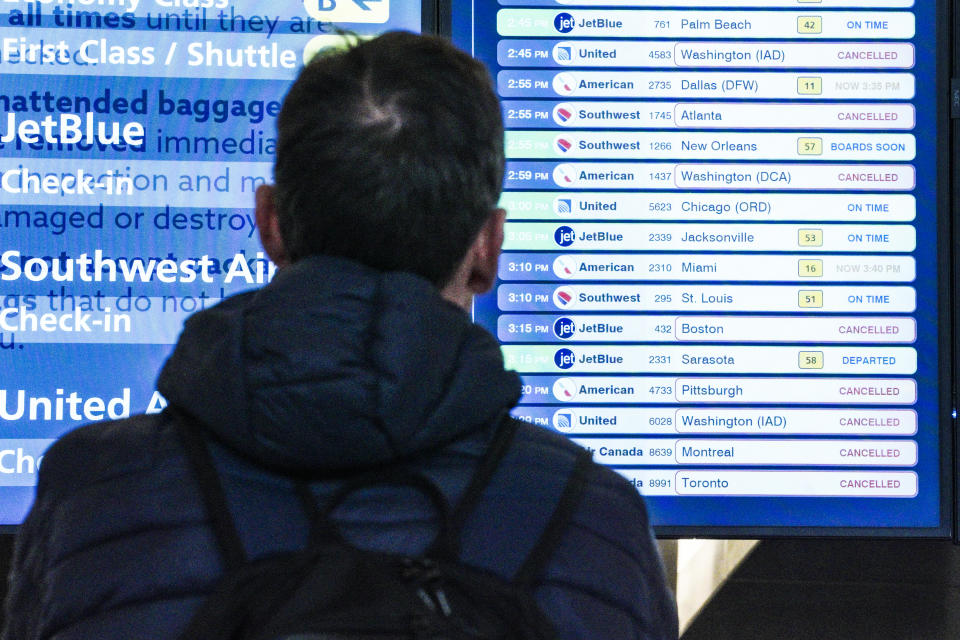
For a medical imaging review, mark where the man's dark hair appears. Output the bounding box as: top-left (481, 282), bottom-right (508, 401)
top-left (273, 31), bottom-right (505, 287)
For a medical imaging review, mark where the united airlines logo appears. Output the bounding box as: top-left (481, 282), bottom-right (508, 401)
top-left (553, 410), bottom-right (575, 430)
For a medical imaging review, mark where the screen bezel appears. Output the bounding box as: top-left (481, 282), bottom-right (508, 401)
top-left (443, 0), bottom-right (955, 539)
top-left (424, 1), bottom-right (441, 35)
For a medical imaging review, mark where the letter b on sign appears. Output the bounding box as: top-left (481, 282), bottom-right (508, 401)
top-left (304, 0), bottom-right (389, 24)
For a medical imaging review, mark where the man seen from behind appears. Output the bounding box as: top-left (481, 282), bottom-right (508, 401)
top-left (3, 32), bottom-right (679, 640)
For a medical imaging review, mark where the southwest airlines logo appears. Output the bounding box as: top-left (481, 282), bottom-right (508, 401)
top-left (554, 105), bottom-right (573, 124)
top-left (304, 0), bottom-right (389, 24)
top-left (553, 287), bottom-right (575, 308)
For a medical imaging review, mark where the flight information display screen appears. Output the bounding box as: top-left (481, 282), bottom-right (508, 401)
top-left (0, 0), bottom-right (425, 526)
top-left (452, 0), bottom-right (951, 535)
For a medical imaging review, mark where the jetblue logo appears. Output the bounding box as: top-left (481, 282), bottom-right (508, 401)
top-left (554, 317), bottom-right (576, 339)
top-left (555, 226), bottom-right (575, 246)
top-left (555, 348), bottom-right (576, 369)
top-left (555, 12), bottom-right (574, 33)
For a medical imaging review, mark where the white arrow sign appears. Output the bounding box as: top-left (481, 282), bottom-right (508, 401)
top-left (303, 0), bottom-right (389, 24)
top-left (145, 391), bottom-right (168, 415)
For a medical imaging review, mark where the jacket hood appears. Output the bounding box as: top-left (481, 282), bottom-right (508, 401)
top-left (157, 256), bottom-right (521, 473)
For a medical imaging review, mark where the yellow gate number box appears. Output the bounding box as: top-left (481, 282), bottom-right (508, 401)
top-left (799, 351), bottom-right (824, 369)
top-left (799, 260), bottom-right (824, 277)
top-left (799, 229), bottom-right (824, 246)
top-left (798, 138), bottom-right (823, 155)
top-left (799, 290), bottom-right (823, 308)
top-left (798, 16), bottom-right (823, 34)
top-left (798, 77), bottom-right (822, 95)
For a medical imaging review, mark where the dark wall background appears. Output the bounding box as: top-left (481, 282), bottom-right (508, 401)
top-left (683, 538), bottom-right (960, 639)
top-left (0, 536), bottom-right (13, 626)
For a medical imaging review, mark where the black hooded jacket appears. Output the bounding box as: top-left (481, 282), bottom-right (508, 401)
top-left (3, 256), bottom-right (678, 639)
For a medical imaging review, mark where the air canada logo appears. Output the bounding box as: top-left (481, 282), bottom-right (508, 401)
top-left (554, 317), bottom-right (576, 339)
top-left (554, 12), bottom-right (575, 33)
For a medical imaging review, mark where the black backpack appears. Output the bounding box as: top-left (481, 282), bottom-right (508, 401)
top-left (175, 416), bottom-right (592, 640)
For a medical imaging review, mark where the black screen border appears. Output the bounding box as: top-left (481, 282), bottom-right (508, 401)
top-left (424, 1), bottom-right (441, 35)
top-left (441, 0), bottom-right (956, 540)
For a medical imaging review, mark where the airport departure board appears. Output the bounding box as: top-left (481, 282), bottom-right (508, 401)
top-left (0, 1), bottom-right (425, 526)
top-left (453, 0), bottom-right (951, 534)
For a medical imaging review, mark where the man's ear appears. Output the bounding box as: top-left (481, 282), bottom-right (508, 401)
top-left (255, 184), bottom-right (289, 268)
top-left (466, 207), bottom-right (506, 295)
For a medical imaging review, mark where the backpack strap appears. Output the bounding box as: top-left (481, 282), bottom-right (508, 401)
top-left (426, 413), bottom-right (519, 560)
top-left (306, 470), bottom-right (456, 553)
top-left (293, 480), bottom-right (325, 545)
top-left (436, 414), bottom-right (595, 586)
top-left (173, 412), bottom-right (247, 571)
top-left (512, 446), bottom-right (593, 587)
top-left (175, 404), bottom-right (589, 587)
